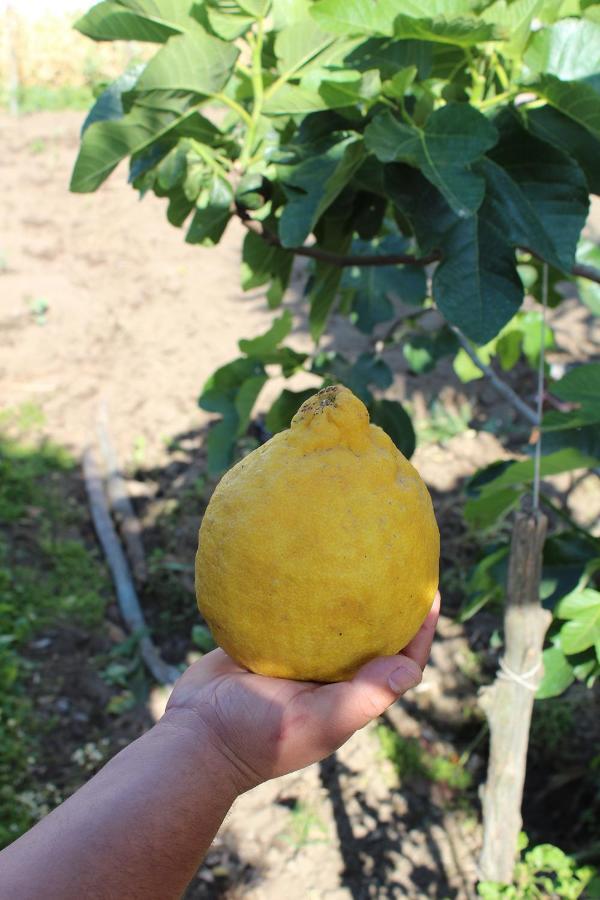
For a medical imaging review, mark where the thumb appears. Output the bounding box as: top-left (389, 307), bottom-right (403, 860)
top-left (308, 654), bottom-right (423, 751)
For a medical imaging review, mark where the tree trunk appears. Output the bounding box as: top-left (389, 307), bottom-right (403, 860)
top-left (478, 511), bottom-right (551, 883)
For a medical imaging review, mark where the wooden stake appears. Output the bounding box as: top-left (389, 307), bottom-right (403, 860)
top-left (478, 511), bottom-right (550, 883)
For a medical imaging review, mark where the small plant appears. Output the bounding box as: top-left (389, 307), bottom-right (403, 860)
top-left (0, 431), bottom-right (109, 847)
top-left (279, 799), bottom-right (329, 852)
top-left (27, 297), bottom-right (49, 327)
top-left (376, 725), bottom-right (471, 791)
top-left (478, 833), bottom-right (599, 899)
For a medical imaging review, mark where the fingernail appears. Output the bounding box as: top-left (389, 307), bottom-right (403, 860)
top-left (388, 661), bottom-right (422, 693)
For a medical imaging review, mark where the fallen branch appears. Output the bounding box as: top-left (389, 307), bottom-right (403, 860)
top-left (452, 327), bottom-right (538, 426)
top-left (83, 447), bottom-right (180, 686)
top-left (478, 511), bottom-right (551, 883)
top-left (97, 405), bottom-right (148, 585)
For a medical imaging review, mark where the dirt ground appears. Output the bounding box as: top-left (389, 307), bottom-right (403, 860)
top-left (1, 110), bottom-right (599, 898)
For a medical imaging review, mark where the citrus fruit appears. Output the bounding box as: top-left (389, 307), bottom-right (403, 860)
top-left (196, 385), bottom-right (439, 682)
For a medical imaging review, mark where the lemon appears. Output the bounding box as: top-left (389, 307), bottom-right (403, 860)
top-left (196, 385), bottom-right (439, 682)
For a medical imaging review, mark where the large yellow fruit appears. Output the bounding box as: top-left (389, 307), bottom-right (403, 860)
top-left (196, 385), bottom-right (439, 682)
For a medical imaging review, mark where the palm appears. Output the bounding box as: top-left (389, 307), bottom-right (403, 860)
top-left (166, 594), bottom-right (440, 786)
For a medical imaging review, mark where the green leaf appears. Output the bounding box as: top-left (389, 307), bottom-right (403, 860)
top-left (481, 0), bottom-right (543, 57)
top-left (552, 362), bottom-right (600, 408)
top-left (309, 262), bottom-right (345, 341)
top-left (185, 176), bottom-right (232, 246)
top-left (365, 106), bottom-right (498, 217)
top-left (453, 346), bottom-right (485, 382)
top-left (273, 15), bottom-right (337, 76)
top-left (532, 74), bottom-right (600, 140)
top-left (134, 30), bottom-right (239, 95)
top-left (394, 15), bottom-right (498, 46)
top-left (559, 606), bottom-right (600, 654)
top-left (312, 351), bottom-right (392, 402)
top-left (311, 0), bottom-right (401, 36)
top-left (234, 374), bottom-right (268, 436)
top-left (191, 623), bottom-right (217, 652)
top-left (265, 388), bottom-right (316, 433)
top-left (119, 0), bottom-right (202, 26)
top-left (239, 311), bottom-right (293, 356)
top-left (369, 398), bottom-right (416, 458)
top-left (262, 83), bottom-right (328, 114)
top-left (74, 0), bottom-right (183, 42)
top-left (536, 646), bottom-right (575, 698)
top-left (279, 138), bottom-right (365, 247)
top-left (402, 327), bottom-right (459, 374)
top-left (525, 18), bottom-right (600, 82)
top-left (241, 231), bottom-right (293, 307)
top-left (484, 116), bottom-right (589, 271)
top-left (496, 330), bottom-right (522, 370)
top-left (576, 240), bottom-right (600, 314)
top-left (206, 413), bottom-right (238, 474)
top-left (311, 0), bottom-right (479, 36)
top-left (81, 67), bottom-right (145, 134)
top-left (71, 93), bottom-right (221, 192)
top-left (556, 586), bottom-right (600, 619)
top-left (479, 448), bottom-right (598, 494)
top-left (464, 486), bottom-right (521, 530)
top-left (524, 105), bottom-right (600, 194)
top-left (433, 209), bottom-right (523, 344)
top-left (341, 236), bottom-right (426, 333)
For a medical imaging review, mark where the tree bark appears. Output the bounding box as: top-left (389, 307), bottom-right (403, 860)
top-left (478, 511), bottom-right (551, 883)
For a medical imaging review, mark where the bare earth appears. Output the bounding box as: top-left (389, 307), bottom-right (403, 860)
top-left (1, 110), bottom-right (599, 899)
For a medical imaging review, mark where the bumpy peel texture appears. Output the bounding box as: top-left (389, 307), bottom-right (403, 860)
top-left (196, 385), bottom-right (440, 682)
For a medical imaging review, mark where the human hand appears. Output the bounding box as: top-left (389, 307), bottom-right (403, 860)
top-left (160, 593), bottom-right (440, 794)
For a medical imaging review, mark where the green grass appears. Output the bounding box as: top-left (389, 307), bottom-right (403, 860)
top-left (376, 725), bottom-right (472, 791)
top-left (0, 427), bottom-right (109, 847)
top-left (1, 84), bottom-right (95, 113)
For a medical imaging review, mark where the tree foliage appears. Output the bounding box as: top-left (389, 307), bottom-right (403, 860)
top-left (72, 0), bottom-right (600, 698)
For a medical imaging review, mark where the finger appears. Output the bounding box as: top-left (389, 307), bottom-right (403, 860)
top-left (306, 652), bottom-right (423, 749)
top-left (403, 591), bottom-right (440, 670)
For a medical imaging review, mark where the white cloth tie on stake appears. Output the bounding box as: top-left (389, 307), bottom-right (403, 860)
top-left (498, 657), bottom-right (541, 692)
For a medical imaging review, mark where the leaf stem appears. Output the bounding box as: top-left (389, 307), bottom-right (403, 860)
top-left (478, 90), bottom-right (517, 111)
top-left (239, 19), bottom-right (265, 169)
top-left (211, 93), bottom-right (252, 126)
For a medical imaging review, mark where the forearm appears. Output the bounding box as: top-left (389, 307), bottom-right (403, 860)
top-left (0, 715), bottom-right (240, 900)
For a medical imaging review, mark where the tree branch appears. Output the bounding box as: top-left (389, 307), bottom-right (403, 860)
top-left (237, 215), bottom-right (441, 267)
top-left (452, 327), bottom-right (538, 426)
top-left (571, 261), bottom-right (600, 284)
top-left (238, 214), bottom-right (600, 284)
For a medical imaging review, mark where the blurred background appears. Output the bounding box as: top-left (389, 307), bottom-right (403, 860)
top-left (1, 3), bottom-right (599, 898)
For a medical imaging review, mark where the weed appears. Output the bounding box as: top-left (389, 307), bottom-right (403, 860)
top-left (376, 725), bottom-right (472, 791)
top-left (27, 297), bottom-right (49, 326)
top-left (416, 399), bottom-right (473, 446)
top-left (0, 433), bottom-right (109, 847)
top-left (279, 800), bottom-right (329, 851)
top-left (131, 435), bottom-right (147, 469)
top-left (2, 85), bottom-right (95, 113)
top-left (29, 138), bottom-right (47, 155)
top-left (478, 833), bottom-right (598, 899)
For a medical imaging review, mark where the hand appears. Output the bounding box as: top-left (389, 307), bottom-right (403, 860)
top-left (160, 593), bottom-right (440, 794)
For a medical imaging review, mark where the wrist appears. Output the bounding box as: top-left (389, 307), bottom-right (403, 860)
top-left (153, 706), bottom-right (259, 797)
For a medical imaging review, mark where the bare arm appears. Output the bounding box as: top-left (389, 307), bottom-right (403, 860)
top-left (0, 594), bottom-right (439, 900)
top-left (0, 722), bottom-right (240, 900)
